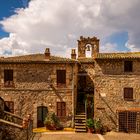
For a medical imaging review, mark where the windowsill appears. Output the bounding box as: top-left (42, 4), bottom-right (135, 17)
top-left (4, 81), bottom-right (15, 88)
top-left (57, 84), bottom-right (66, 88)
top-left (124, 99), bottom-right (134, 101)
top-left (124, 71), bottom-right (133, 73)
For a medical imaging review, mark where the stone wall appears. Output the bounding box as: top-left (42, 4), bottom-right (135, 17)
top-left (93, 59), bottom-right (140, 130)
top-left (0, 122), bottom-right (27, 140)
top-left (80, 59), bottom-right (140, 130)
top-left (0, 63), bottom-right (77, 128)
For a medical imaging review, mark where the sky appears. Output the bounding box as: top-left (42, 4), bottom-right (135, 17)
top-left (0, 0), bottom-right (140, 57)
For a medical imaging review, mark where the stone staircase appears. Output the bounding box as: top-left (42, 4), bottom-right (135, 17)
top-left (0, 97), bottom-right (33, 140)
top-left (75, 103), bottom-right (87, 133)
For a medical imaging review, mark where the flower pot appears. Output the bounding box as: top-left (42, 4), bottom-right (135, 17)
top-left (88, 128), bottom-right (94, 133)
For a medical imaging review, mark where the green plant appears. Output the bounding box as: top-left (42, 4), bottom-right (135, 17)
top-left (44, 113), bottom-right (63, 130)
top-left (93, 119), bottom-right (102, 133)
top-left (86, 118), bottom-right (94, 128)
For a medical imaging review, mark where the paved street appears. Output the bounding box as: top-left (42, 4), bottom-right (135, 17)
top-left (33, 132), bottom-right (140, 140)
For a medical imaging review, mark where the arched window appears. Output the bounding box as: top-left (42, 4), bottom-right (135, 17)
top-left (85, 44), bottom-right (92, 58)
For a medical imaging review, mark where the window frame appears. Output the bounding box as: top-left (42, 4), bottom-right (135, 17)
top-left (5, 101), bottom-right (14, 113)
top-left (124, 61), bottom-right (133, 72)
top-left (4, 69), bottom-right (14, 87)
top-left (56, 70), bottom-right (66, 87)
top-left (124, 88), bottom-right (133, 101)
top-left (57, 102), bottom-right (66, 117)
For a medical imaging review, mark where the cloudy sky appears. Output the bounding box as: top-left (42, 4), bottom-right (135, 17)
top-left (0, 0), bottom-right (140, 57)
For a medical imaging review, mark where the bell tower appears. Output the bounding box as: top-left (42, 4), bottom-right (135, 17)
top-left (77, 36), bottom-right (99, 58)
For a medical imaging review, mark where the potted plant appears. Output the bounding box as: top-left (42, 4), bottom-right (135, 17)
top-left (86, 118), bottom-right (94, 133)
top-left (44, 113), bottom-right (63, 130)
top-left (93, 119), bottom-right (102, 133)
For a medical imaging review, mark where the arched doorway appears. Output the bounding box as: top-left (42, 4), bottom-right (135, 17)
top-left (77, 72), bottom-right (94, 116)
top-left (37, 106), bottom-right (48, 127)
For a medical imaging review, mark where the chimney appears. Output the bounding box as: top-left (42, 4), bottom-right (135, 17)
top-left (71, 49), bottom-right (76, 59)
top-left (45, 48), bottom-right (50, 59)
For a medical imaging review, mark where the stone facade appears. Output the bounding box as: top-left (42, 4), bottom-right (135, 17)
top-left (0, 36), bottom-right (140, 132)
top-left (0, 62), bottom-right (77, 128)
top-left (94, 59), bottom-right (140, 130)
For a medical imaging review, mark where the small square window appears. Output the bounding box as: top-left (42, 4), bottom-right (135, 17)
top-left (124, 88), bottom-right (133, 101)
top-left (124, 61), bottom-right (133, 72)
top-left (56, 70), bottom-right (66, 87)
top-left (5, 101), bottom-right (14, 113)
top-left (4, 69), bottom-right (14, 87)
top-left (57, 102), bottom-right (66, 117)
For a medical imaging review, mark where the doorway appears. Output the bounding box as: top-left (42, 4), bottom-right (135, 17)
top-left (37, 106), bottom-right (48, 127)
top-left (86, 95), bottom-right (94, 119)
top-left (77, 73), bottom-right (94, 114)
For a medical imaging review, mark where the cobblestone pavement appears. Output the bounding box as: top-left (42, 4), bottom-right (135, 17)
top-left (33, 132), bottom-right (100, 140)
top-left (33, 132), bottom-right (140, 140)
top-left (103, 132), bottom-right (140, 140)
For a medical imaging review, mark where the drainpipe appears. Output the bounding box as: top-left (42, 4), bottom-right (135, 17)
top-left (71, 64), bottom-right (75, 128)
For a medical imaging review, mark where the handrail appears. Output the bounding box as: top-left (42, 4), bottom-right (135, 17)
top-left (1, 111), bottom-right (23, 125)
top-left (0, 119), bottom-right (22, 129)
top-left (4, 111), bottom-right (23, 120)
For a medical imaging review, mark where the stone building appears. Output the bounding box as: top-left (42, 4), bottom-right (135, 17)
top-left (0, 36), bottom-right (140, 133)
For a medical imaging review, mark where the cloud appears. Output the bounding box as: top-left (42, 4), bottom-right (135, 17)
top-left (0, 0), bottom-right (140, 57)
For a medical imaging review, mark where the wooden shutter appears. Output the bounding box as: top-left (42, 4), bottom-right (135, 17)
top-left (61, 102), bottom-right (66, 116)
top-left (124, 61), bottom-right (133, 72)
top-left (57, 102), bottom-right (66, 117)
top-left (57, 70), bottom-right (66, 85)
top-left (124, 88), bottom-right (133, 101)
top-left (5, 101), bottom-right (14, 113)
top-left (57, 102), bottom-right (62, 116)
top-left (4, 70), bottom-right (13, 82)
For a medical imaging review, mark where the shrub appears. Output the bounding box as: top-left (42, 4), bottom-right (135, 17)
top-left (86, 118), bottom-right (94, 128)
top-left (44, 113), bottom-right (63, 130)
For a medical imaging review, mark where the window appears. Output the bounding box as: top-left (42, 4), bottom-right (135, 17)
top-left (57, 102), bottom-right (66, 117)
top-left (57, 70), bottom-right (66, 87)
top-left (4, 69), bottom-right (14, 87)
top-left (124, 61), bottom-right (133, 72)
top-left (119, 111), bottom-right (137, 132)
top-left (5, 101), bottom-right (14, 113)
top-left (124, 88), bottom-right (133, 101)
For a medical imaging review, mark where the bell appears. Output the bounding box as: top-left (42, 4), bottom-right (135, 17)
top-left (86, 45), bottom-right (91, 51)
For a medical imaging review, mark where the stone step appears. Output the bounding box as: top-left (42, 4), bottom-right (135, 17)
top-left (75, 126), bottom-right (86, 129)
top-left (75, 123), bottom-right (86, 126)
top-left (75, 117), bottom-right (86, 120)
top-left (75, 114), bottom-right (86, 117)
top-left (75, 129), bottom-right (87, 133)
top-left (75, 120), bottom-right (86, 123)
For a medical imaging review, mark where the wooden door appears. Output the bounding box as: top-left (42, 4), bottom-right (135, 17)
top-left (37, 106), bottom-right (48, 128)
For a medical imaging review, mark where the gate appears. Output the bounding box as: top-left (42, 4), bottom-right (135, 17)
top-left (119, 111), bottom-right (140, 133)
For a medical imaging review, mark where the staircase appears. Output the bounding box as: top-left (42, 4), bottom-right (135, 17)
top-left (0, 97), bottom-right (33, 140)
top-left (75, 103), bottom-right (87, 133)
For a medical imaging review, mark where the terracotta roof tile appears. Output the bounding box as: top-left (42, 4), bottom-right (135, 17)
top-left (78, 58), bottom-right (95, 63)
top-left (96, 52), bottom-right (140, 59)
top-left (0, 54), bottom-right (77, 63)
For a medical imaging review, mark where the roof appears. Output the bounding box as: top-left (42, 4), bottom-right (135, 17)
top-left (0, 54), bottom-right (77, 64)
top-left (78, 58), bottom-right (95, 63)
top-left (96, 52), bottom-right (140, 59)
